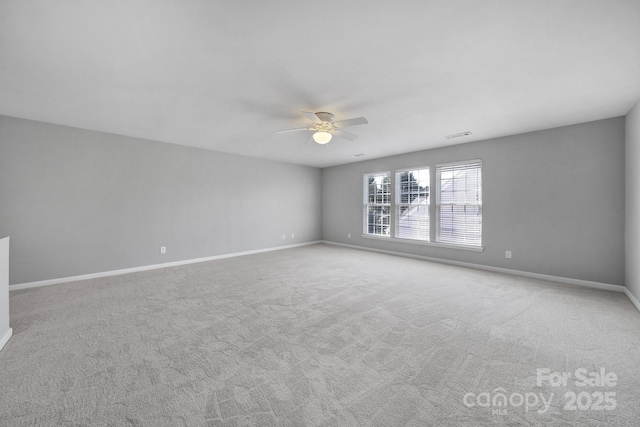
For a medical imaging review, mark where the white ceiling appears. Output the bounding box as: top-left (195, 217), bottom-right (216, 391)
top-left (1, 0), bottom-right (639, 168)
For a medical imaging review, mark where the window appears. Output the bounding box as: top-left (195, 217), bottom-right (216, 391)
top-left (396, 168), bottom-right (430, 241)
top-left (436, 160), bottom-right (482, 247)
top-left (364, 172), bottom-right (390, 236)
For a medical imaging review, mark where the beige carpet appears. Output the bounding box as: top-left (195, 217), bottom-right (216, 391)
top-left (1, 244), bottom-right (638, 426)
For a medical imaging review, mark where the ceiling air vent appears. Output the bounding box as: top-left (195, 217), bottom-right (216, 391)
top-left (444, 131), bottom-right (472, 140)
top-left (351, 153), bottom-right (365, 158)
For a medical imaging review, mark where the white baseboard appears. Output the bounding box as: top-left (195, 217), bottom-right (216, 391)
top-left (11, 240), bottom-right (639, 314)
top-left (0, 328), bottom-right (12, 352)
top-left (10, 241), bottom-right (322, 291)
top-left (322, 240), bottom-right (626, 294)
top-left (624, 288), bottom-right (640, 312)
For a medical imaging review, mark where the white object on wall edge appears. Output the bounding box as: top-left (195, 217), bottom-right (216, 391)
top-left (0, 328), bottom-right (12, 352)
top-left (0, 236), bottom-right (11, 352)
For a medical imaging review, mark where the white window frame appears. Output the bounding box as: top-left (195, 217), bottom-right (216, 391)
top-left (395, 167), bottom-right (430, 241)
top-left (363, 171), bottom-right (391, 237)
top-left (436, 159), bottom-right (482, 248)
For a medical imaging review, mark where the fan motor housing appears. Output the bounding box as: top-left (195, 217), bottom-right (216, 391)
top-left (315, 112), bottom-right (334, 123)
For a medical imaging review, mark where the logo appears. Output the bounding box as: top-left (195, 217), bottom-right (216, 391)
top-left (463, 367), bottom-right (618, 416)
top-left (463, 388), bottom-right (553, 415)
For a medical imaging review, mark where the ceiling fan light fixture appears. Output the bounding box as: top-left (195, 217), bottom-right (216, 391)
top-left (276, 111), bottom-right (367, 144)
top-left (313, 131), bottom-right (332, 144)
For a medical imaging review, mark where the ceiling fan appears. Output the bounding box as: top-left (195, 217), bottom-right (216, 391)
top-left (276, 111), bottom-right (368, 144)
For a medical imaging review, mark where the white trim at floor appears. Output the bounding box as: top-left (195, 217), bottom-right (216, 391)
top-left (0, 328), bottom-right (12, 352)
top-left (323, 240), bottom-right (627, 294)
top-left (10, 241), bottom-right (322, 291)
top-left (624, 288), bottom-right (640, 312)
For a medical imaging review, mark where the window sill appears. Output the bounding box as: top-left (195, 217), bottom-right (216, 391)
top-left (361, 234), bottom-right (484, 252)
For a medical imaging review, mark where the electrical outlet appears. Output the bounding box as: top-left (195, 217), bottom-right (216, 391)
top-left (347, 233), bottom-right (351, 238)
top-left (291, 233), bottom-right (295, 239)
top-left (160, 246), bottom-right (166, 254)
top-left (282, 234), bottom-right (286, 240)
top-left (505, 250), bottom-right (512, 259)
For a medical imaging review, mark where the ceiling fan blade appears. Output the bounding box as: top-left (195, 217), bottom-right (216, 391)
top-left (334, 117), bottom-right (368, 128)
top-left (275, 127), bottom-right (312, 134)
top-left (334, 128), bottom-right (358, 141)
top-left (301, 111), bottom-right (321, 122)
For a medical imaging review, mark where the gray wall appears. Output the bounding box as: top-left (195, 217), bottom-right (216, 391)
top-left (322, 117), bottom-right (625, 286)
top-left (0, 116), bottom-right (322, 285)
top-left (625, 101), bottom-right (640, 301)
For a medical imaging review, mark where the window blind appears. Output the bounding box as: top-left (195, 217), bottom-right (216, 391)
top-left (396, 168), bottom-right (430, 241)
top-left (436, 160), bottom-right (482, 246)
